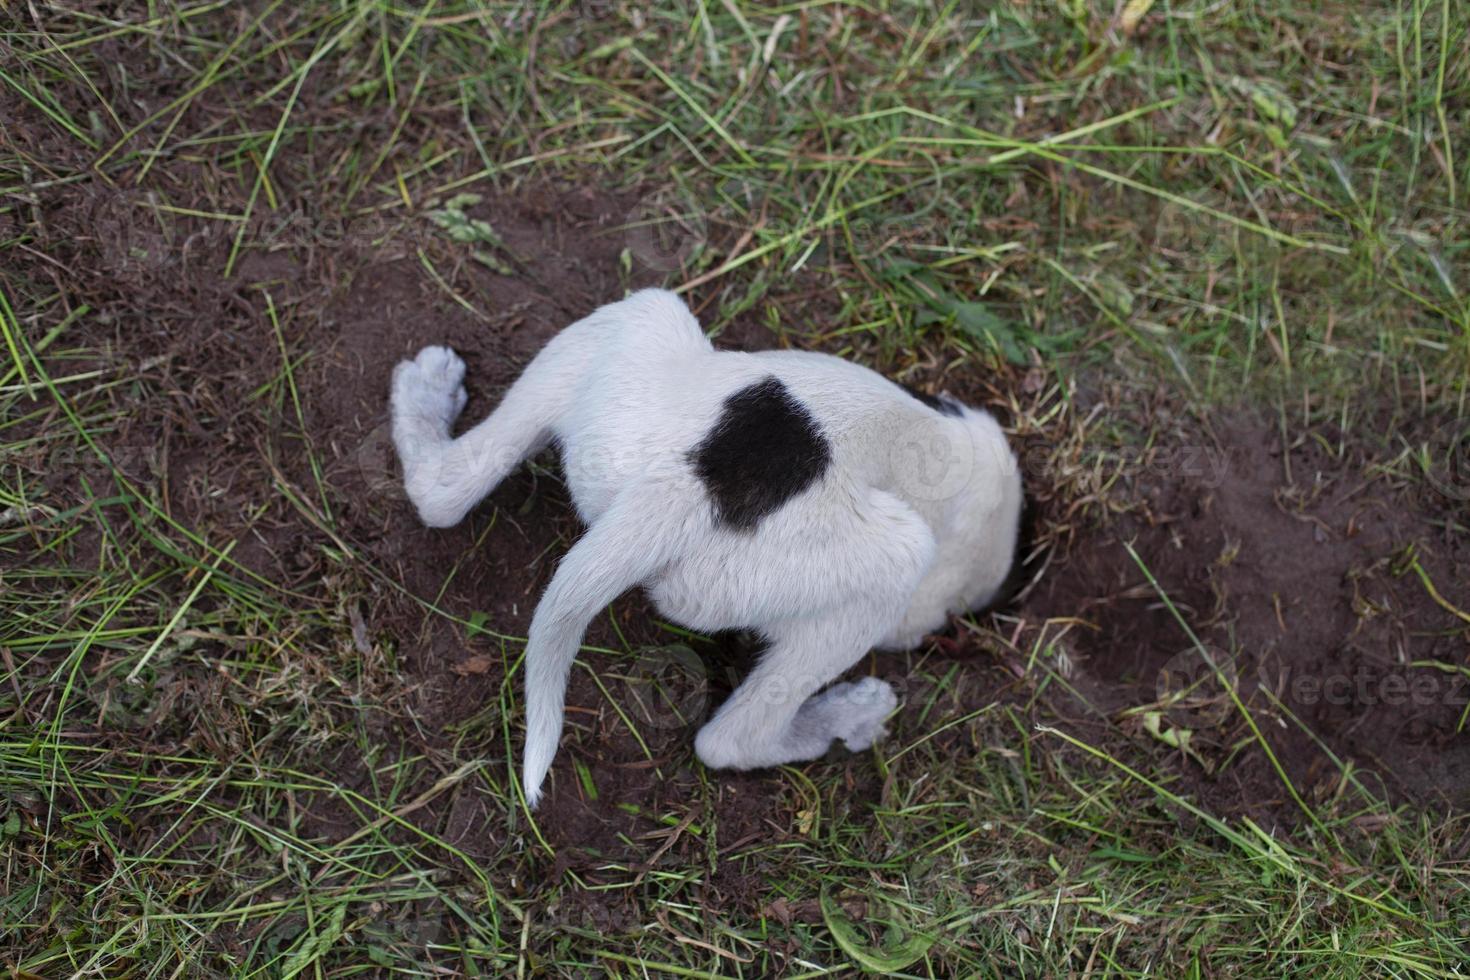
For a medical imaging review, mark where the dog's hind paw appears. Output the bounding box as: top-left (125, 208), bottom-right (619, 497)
top-left (810, 676), bottom-right (898, 752)
top-left (392, 345), bottom-right (468, 433)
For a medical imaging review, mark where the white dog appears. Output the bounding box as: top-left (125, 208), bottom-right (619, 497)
top-left (390, 290), bottom-right (1023, 807)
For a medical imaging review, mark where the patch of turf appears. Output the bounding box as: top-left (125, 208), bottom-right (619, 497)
top-left (2, 2), bottom-right (1468, 976)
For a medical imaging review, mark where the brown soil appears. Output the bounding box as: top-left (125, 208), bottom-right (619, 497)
top-left (14, 165), bottom-right (1469, 877)
top-left (1026, 411), bottom-right (1470, 819)
top-left (276, 182), bottom-right (1470, 853)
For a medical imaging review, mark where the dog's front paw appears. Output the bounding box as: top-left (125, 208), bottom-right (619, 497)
top-left (824, 676), bottom-right (898, 752)
top-left (392, 345), bottom-right (468, 433)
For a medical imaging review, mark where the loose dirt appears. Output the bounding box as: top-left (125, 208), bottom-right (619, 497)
top-left (299, 186), bottom-right (1470, 855)
top-left (19, 172), bottom-right (1470, 874)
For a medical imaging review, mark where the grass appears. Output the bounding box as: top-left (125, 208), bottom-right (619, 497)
top-left (2, 0), bottom-right (1469, 976)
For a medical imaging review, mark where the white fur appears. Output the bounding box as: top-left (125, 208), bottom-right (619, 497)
top-left (390, 290), bottom-right (1023, 807)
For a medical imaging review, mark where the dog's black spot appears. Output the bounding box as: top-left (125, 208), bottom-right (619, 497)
top-left (688, 377), bottom-right (830, 532)
top-left (896, 381), bottom-right (963, 417)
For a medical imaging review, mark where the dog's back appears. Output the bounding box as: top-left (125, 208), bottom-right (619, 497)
top-left (558, 291), bottom-right (1008, 529)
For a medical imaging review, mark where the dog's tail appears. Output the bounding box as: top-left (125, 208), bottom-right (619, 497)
top-left (521, 487), bottom-right (697, 808)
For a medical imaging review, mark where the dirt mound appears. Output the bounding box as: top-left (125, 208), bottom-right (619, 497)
top-left (1027, 413), bottom-right (1470, 818)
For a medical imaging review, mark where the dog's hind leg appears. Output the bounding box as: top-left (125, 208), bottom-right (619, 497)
top-left (391, 326), bottom-right (595, 528)
top-left (693, 608), bottom-right (902, 771)
top-left (390, 290), bottom-right (705, 528)
top-left (692, 490), bottom-right (935, 772)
